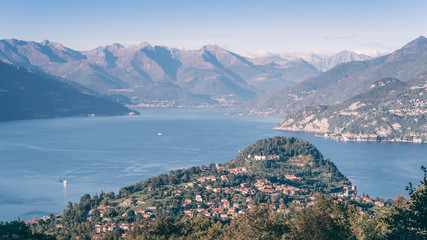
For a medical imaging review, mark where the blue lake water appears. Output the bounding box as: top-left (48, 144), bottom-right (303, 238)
top-left (0, 108), bottom-right (426, 221)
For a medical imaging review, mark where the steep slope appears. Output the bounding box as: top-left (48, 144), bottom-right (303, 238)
top-left (0, 40), bottom-right (320, 107)
top-left (243, 36), bottom-right (427, 115)
top-left (0, 62), bottom-right (138, 121)
top-left (275, 78), bottom-right (427, 143)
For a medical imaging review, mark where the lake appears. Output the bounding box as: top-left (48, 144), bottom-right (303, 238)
top-left (0, 108), bottom-right (426, 221)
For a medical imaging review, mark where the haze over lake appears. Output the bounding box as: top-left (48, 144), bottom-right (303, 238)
top-left (0, 108), bottom-right (425, 221)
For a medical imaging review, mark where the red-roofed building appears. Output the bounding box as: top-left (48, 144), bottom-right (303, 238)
top-left (212, 208), bottom-right (224, 212)
top-left (206, 176), bottom-right (217, 181)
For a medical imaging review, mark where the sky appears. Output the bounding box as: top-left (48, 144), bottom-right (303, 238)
top-left (0, 0), bottom-right (426, 56)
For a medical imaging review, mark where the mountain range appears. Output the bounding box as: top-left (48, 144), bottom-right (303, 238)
top-left (1, 36), bottom-right (425, 122)
top-left (241, 50), bottom-right (374, 71)
top-left (0, 39), bottom-right (321, 107)
top-left (242, 36), bottom-right (427, 115)
top-left (275, 77), bottom-right (427, 143)
top-left (0, 61), bottom-right (138, 121)
top-left (307, 50), bottom-right (373, 71)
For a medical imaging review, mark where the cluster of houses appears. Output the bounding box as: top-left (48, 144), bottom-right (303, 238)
top-left (110, 164), bottom-right (365, 223)
top-left (82, 177), bottom-right (381, 238)
top-left (156, 166), bottom-right (316, 220)
top-left (350, 196), bottom-right (385, 207)
top-left (182, 199), bottom-right (243, 219)
top-left (94, 222), bottom-right (132, 233)
top-left (106, 165), bottom-right (314, 223)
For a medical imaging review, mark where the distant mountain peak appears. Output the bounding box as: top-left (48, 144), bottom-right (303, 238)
top-left (108, 43), bottom-right (124, 50)
top-left (123, 42), bottom-right (152, 51)
top-left (41, 39), bottom-right (60, 47)
top-left (292, 58), bottom-right (309, 64)
top-left (336, 50), bottom-right (352, 54)
top-left (387, 35), bottom-right (427, 62)
top-left (331, 50), bottom-right (370, 60)
top-left (137, 42), bottom-right (152, 49)
top-left (401, 35), bottom-right (427, 51)
top-left (41, 40), bottom-right (69, 51)
top-left (407, 35), bottom-right (427, 44)
top-left (202, 44), bottom-right (225, 52)
top-left (94, 43), bottom-right (125, 52)
top-left (41, 39), bottom-right (50, 45)
top-left (335, 50), bottom-right (362, 57)
top-left (4, 38), bottom-right (28, 46)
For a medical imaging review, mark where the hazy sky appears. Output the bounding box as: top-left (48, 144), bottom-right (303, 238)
top-left (0, 0), bottom-right (425, 55)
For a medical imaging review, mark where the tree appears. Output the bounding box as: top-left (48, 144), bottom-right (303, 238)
top-left (175, 216), bottom-right (224, 239)
top-left (406, 166), bottom-right (427, 237)
top-left (0, 221), bottom-right (55, 240)
top-left (67, 202), bottom-right (73, 210)
top-left (288, 195), bottom-right (357, 240)
top-left (384, 166), bottom-right (427, 239)
top-left (352, 214), bottom-right (388, 240)
top-left (226, 206), bottom-right (288, 240)
top-left (80, 193), bottom-right (91, 204)
top-left (149, 217), bottom-right (177, 239)
top-left (384, 194), bottom-right (415, 239)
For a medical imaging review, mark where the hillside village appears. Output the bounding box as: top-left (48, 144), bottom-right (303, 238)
top-left (27, 147), bottom-right (388, 239)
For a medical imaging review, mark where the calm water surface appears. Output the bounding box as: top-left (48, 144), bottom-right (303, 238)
top-left (0, 108), bottom-right (426, 221)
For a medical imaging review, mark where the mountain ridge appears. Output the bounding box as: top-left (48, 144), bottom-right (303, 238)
top-left (309, 50), bottom-right (373, 71)
top-left (241, 36), bottom-right (427, 115)
top-left (0, 39), bottom-right (321, 107)
top-left (239, 50), bottom-right (374, 72)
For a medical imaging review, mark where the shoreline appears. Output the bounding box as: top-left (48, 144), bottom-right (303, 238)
top-left (274, 127), bottom-right (426, 144)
